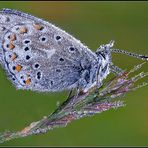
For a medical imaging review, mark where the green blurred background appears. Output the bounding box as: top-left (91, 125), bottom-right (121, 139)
top-left (0, 1), bottom-right (148, 146)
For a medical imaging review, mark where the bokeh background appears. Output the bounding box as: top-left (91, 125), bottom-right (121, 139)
top-left (0, 1), bottom-right (148, 146)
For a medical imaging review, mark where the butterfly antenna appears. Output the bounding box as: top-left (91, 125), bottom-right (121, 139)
top-left (111, 48), bottom-right (148, 61)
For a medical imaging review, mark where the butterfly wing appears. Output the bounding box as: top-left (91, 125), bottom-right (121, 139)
top-left (0, 8), bottom-right (97, 92)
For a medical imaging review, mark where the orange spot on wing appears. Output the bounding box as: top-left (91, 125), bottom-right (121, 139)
top-left (10, 34), bottom-right (16, 41)
top-left (11, 53), bottom-right (17, 61)
top-left (25, 78), bottom-right (31, 85)
top-left (33, 24), bottom-right (43, 30)
top-left (9, 42), bottom-right (15, 50)
top-left (16, 65), bottom-right (22, 72)
top-left (19, 27), bottom-right (28, 34)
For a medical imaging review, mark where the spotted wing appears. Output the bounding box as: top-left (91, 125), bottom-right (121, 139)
top-left (0, 8), bottom-right (95, 92)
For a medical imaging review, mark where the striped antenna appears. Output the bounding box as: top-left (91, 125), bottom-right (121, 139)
top-left (111, 48), bottom-right (148, 61)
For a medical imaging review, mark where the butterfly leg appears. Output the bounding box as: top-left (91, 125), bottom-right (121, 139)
top-left (74, 87), bottom-right (80, 99)
top-left (71, 70), bottom-right (89, 100)
top-left (88, 62), bottom-right (103, 92)
top-left (79, 69), bottom-right (89, 87)
top-left (65, 70), bottom-right (88, 104)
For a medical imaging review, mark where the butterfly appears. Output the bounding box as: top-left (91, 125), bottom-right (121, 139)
top-left (0, 8), bottom-right (147, 96)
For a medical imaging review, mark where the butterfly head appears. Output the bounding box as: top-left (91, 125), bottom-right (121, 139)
top-left (95, 41), bottom-right (114, 78)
